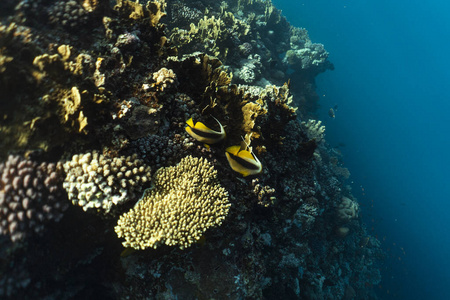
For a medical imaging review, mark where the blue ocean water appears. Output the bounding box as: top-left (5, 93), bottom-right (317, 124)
top-left (273, 0), bottom-right (450, 299)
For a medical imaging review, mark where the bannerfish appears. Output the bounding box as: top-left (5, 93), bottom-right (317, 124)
top-left (185, 116), bottom-right (226, 144)
top-left (225, 143), bottom-right (262, 177)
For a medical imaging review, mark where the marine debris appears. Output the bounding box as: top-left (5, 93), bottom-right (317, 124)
top-left (0, 0), bottom-right (382, 299)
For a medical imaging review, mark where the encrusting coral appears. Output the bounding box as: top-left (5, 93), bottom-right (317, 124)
top-left (132, 134), bottom-right (184, 169)
top-left (115, 155), bottom-right (230, 250)
top-left (148, 67), bottom-right (178, 92)
top-left (48, 0), bottom-right (92, 29)
top-left (336, 196), bottom-right (359, 223)
top-left (63, 151), bottom-right (152, 214)
top-left (0, 155), bottom-right (68, 242)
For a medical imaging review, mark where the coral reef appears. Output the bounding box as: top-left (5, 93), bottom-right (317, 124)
top-left (165, 0), bottom-right (333, 117)
top-left (63, 151), bottom-right (151, 214)
top-left (115, 155), bottom-right (230, 249)
top-left (0, 0), bottom-right (382, 299)
top-left (284, 28), bottom-right (333, 74)
top-left (0, 155), bottom-right (68, 242)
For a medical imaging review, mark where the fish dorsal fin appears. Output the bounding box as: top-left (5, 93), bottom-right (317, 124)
top-left (226, 145), bottom-right (241, 156)
top-left (186, 118), bottom-right (195, 127)
top-left (195, 121), bottom-right (213, 132)
top-left (239, 141), bottom-right (248, 151)
top-left (211, 116), bottom-right (221, 127)
top-left (211, 116), bottom-right (224, 132)
top-left (237, 149), bottom-right (255, 160)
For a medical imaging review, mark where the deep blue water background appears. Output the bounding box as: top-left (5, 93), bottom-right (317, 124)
top-left (273, 0), bottom-right (450, 299)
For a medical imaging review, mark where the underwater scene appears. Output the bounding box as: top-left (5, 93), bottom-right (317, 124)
top-left (1, 0), bottom-right (448, 299)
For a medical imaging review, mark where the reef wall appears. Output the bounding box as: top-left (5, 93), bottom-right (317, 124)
top-left (0, 0), bottom-right (382, 299)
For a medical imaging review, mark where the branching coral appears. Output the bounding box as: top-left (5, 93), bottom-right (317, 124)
top-left (115, 155), bottom-right (230, 250)
top-left (302, 119), bottom-right (326, 143)
top-left (251, 178), bottom-right (276, 207)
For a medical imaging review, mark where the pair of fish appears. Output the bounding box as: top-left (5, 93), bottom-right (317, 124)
top-left (185, 117), bottom-right (262, 177)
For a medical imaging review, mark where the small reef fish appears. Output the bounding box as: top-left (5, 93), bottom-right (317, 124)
top-left (225, 142), bottom-right (262, 177)
top-left (328, 104), bottom-right (338, 119)
top-left (328, 108), bottom-right (335, 119)
top-left (185, 116), bottom-right (226, 144)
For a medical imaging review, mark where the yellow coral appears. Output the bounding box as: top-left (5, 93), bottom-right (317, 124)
top-left (114, 0), bottom-right (166, 27)
top-left (115, 156), bottom-right (230, 250)
top-left (241, 101), bottom-right (267, 137)
top-left (150, 67), bottom-right (177, 91)
top-left (169, 10), bottom-right (249, 61)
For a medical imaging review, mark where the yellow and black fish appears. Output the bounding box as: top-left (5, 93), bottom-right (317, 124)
top-left (225, 143), bottom-right (262, 177)
top-left (185, 117), bottom-right (226, 144)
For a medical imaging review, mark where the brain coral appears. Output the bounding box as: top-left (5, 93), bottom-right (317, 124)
top-left (115, 155), bottom-right (230, 250)
top-left (63, 152), bottom-right (152, 214)
top-left (0, 155), bottom-right (68, 242)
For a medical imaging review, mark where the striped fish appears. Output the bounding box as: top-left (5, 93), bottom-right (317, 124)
top-left (225, 143), bottom-right (262, 177)
top-left (185, 117), bottom-right (226, 144)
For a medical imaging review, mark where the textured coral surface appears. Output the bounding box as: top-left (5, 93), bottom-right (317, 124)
top-left (0, 155), bottom-right (68, 243)
top-left (116, 155), bottom-right (230, 250)
top-left (0, 0), bottom-right (382, 299)
top-left (63, 151), bottom-right (152, 213)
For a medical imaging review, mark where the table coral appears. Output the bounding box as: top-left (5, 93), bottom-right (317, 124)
top-left (63, 151), bottom-right (151, 214)
top-left (115, 155), bottom-right (230, 250)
